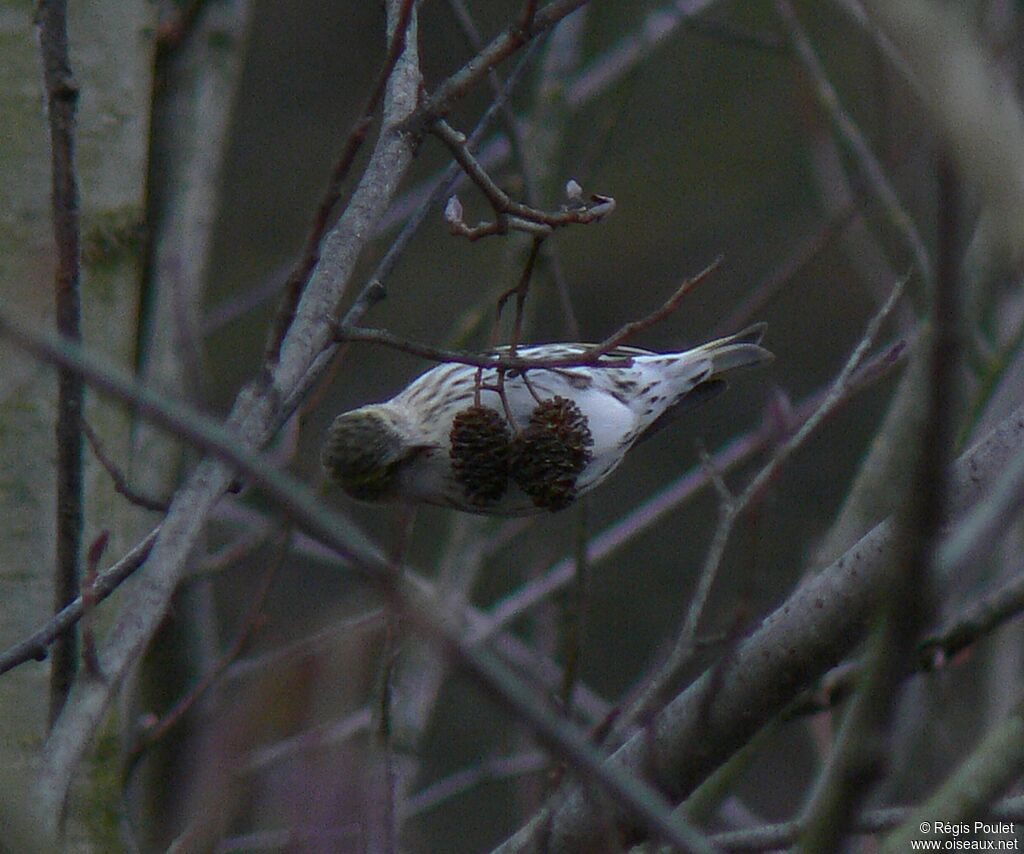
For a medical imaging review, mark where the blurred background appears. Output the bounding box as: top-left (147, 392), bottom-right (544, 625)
top-left (8, 0), bottom-right (1024, 851)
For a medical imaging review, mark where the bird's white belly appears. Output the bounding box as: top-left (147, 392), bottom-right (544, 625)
top-left (400, 373), bottom-right (641, 514)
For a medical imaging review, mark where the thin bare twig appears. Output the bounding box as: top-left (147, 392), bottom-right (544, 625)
top-left (37, 0), bottom-right (84, 728)
top-left (125, 529), bottom-right (285, 774)
top-left (436, 118), bottom-right (615, 240)
top-left (775, 0), bottom-right (932, 287)
top-left (225, 610), bottom-right (385, 683)
top-left (446, 0), bottom-right (544, 207)
top-left (335, 258), bottom-right (720, 369)
top-left (80, 531), bottom-right (107, 679)
top-left (0, 529), bottom-right (158, 676)
top-left (498, 235), bottom-right (545, 354)
top-left (243, 708), bottom-right (373, 775)
top-left (593, 258), bottom-right (721, 352)
top-left (412, 0), bottom-right (591, 128)
top-left (405, 750), bottom-right (548, 818)
top-left (82, 419), bottom-right (169, 513)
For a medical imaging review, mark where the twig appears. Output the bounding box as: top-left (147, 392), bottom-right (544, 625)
top-left (243, 707), bottom-right (373, 775)
top-left (335, 258), bottom-right (720, 370)
top-left (37, 0), bottom-right (84, 729)
top-left (371, 45), bottom-right (541, 291)
top-left (80, 531), bottom-right (107, 679)
top-left (82, 419), bottom-right (169, 513)
top-left (192, 524), bottom-right (273, 575)
top-left (831, 0), bottom-right (924, 97)
top-left (436, 118), bottom-right (615, 240)
top-left (404, 750), bottom-right (548, 818)
top-left (0, 529), bottom-right (158, 676)
top-left (564, 0), bottom-right (719, 105)
top-left (499, 235), bottom-right (545, 355)
top-left (559, 497), bottom-right (589, 713)
top-left (593, 258), bottom-right (721, 352)
top-left (225, 610), bottom-right (385, 684)
top-left (775, 0), bottom-right (932, 287)
top-left (412, 0), bottom-right (591, 128)
top-left (446, 0), bottom-right (546, 212)
top-left (923, 566), bottom-right (1024, 667)
top-left (125, 529), bottom-right (284, 778)
top-left (262, 0), bottom-right (416, 365)
top-left (712, 204), bottom-right (857, 337)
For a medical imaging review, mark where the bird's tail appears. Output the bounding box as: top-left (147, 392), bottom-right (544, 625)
top-left (696, 322), bottom-right (774, 378)
top-left (634, 324), bottom-right (772, 444)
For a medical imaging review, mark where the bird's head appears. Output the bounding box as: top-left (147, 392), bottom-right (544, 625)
top-left (321, 406), bottom-right (424, 502)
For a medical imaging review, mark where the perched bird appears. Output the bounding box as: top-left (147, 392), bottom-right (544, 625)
top-left (322, 324), bottom-right (772, 515)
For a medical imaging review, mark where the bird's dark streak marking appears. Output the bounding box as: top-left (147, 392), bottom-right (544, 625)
top-left (605, 375), bottom-right (638, 405)
top-left (421, 376), bottom-right (476, 425)
top-left (565, 372), bottom-right (592, 391)
top-left (403, 364), bottom-right (464, 409)
top-left (403, 365), bottom-right (454, 407)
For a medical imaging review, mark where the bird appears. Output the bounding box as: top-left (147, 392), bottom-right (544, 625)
top-left (321, 324), bottom-right (772, 515)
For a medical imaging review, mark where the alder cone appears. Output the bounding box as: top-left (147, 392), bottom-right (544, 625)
top-left (511, 396), bottom-right (594, 511)
top-left (449, 405), bottom-right (512, 506)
